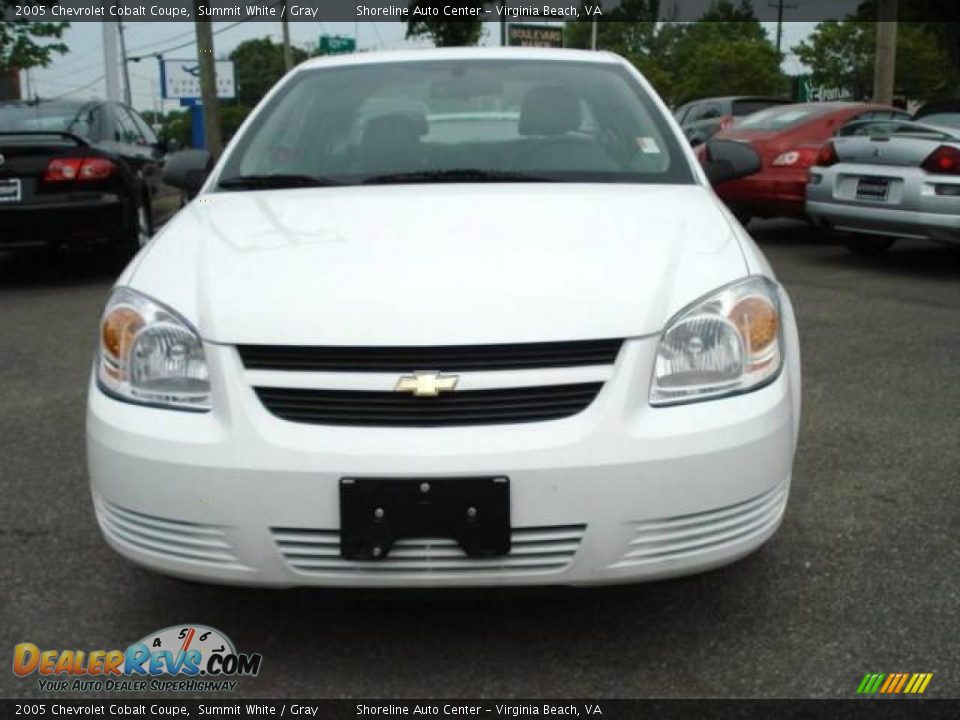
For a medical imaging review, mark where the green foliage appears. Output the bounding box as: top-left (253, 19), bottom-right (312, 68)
top-left (228, 37), bottom-right (308, 107)
top-left (792, 21), bottom-right (958, 102)
top-left (0, 1), bottom-right (68, 70)
top-left (405, 1), bottom-right (484, 47)
top-left (565, 1), bottom-right (785, 107)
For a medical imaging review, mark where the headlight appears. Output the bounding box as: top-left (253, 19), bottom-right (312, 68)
top-left (97, 287), bottom-right (210, 411)
top-left (650, 276), bottom-right (782, 406)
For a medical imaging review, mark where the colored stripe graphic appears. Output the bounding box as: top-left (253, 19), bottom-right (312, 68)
top-left (857, 672), bottom-right (932, 694)
top-left (857, 673), bottom-right (885, 694)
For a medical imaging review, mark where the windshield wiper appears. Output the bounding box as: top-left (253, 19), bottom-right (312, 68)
top-left (361, 169), bottom-right (554, 185)
top-left (218, 174), bottom-right (341, 190)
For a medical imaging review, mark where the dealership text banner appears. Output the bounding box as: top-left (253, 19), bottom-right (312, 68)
top-left (7, 0), bottom-right (953, 23)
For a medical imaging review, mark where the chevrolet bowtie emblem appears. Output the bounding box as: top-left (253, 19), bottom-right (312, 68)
top-left (394, 371), bottom-right (459, 397)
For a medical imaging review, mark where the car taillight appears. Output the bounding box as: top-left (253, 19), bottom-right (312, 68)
top-left (44, 157), bottom-right (117, 182)
top-left (813, 142), bottom-right (839, 167)
top-left (921, 145), bottom-right (960, 175)
top-left (772, 148), bottom-right (819, 168)
top-left (719, 115), bottom-right (734, 131)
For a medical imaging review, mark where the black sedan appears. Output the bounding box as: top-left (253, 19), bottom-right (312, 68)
top-left (0, 99), bottom-right (180, 260)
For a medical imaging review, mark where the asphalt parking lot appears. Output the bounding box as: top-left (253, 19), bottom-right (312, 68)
top-left (1, 220), bottom-right (958, 699)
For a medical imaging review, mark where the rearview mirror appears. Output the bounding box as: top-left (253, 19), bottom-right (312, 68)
top-left (162, 149), bottom-right (212, 195)
top-left (702, 140), bottom-right (761, 185)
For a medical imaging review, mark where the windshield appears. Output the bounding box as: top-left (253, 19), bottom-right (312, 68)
top-left (731, 99), bottom-right (791, 117)
top-left (217, 59), bottom-right (692, 188)
top-left (915, 112), bottom-right (960, 129)
top-left (736, 104), bottom-right (834, 131)
top-left (0, 102), bottom-right (91, 135)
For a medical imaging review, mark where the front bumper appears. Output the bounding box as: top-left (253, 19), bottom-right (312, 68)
top-left (87, 317), bottom-right (801, 588)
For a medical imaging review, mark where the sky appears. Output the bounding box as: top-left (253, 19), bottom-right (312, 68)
top-left (21, 20), bottom-right (822, 113)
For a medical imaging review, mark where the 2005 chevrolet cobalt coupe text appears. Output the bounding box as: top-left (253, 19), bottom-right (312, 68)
top-left (87, 49), bottom-right (801, 587)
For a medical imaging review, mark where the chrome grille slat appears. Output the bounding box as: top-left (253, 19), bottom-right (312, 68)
top-left (271, 524), bottom-right (586, 576)
top-left (95, 499), bottom-right (242, 567)
top-left (616, 486), bottom-right (788, 566)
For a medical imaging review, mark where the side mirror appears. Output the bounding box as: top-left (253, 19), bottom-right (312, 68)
top-left (702, 139), bottom-right (761, 185)
top-left (162, 149), bottom-right (212, 194)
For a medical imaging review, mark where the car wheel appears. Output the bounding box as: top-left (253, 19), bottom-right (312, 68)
top-left (842, 235), bottom-right (895, 256)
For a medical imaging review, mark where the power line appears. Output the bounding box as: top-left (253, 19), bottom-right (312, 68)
top-left (45, 74), bottom-right (106, 100)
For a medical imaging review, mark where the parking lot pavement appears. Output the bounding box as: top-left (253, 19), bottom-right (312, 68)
top-left (1, 221), bottom-right (958, 700)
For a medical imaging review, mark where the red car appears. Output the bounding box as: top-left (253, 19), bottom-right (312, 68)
top-left (706, 102), bottom-right (909, 223)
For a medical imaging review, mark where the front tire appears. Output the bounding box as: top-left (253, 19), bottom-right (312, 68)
top-left (110, 195), bottom-right (152, 265)
top-left (842, 235), bottom-right (895, 256)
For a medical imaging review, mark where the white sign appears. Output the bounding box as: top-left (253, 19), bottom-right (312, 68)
top-left (162, 59), bottom-right (236, 100)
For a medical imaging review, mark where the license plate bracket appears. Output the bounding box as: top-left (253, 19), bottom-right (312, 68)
top-left (339, 476), bottom-right (510, 561)
top-left (856, 176), bottom-right (890, 201)
top-left (0, 178), bottom-right (22, 203)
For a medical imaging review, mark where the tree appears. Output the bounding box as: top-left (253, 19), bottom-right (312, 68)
top-left (565, 1), bottom-right (785, 107)
top-left (228, 36), bottom-right (308, 108)
top-left (793, 21), bottom-right (957, 102)
top-left (406, 1), bottom-right (484, 47)
top-left (0, 1), bottom-right (68, 71)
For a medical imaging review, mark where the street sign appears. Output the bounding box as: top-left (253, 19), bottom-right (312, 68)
top-left (161, 59), bottom-right (236, 100)
top-left (318, 35), bottom-right (356, 55)
top-left (507, 24), bottom-right (564, 48)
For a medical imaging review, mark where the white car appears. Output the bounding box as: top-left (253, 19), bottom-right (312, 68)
top-left (87, 48), bottom-right (801, 587)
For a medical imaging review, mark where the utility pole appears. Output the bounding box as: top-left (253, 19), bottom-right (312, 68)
top-left (281, 0), bottom-right (293, 72)
top-left (118, 23), bottom-right (132, 105)
top-left (101, 20), bottom-right (121, 102)
top-left (500, 1), bottom-right (506, 47)
top-left (769, 0), bottom-right (798, 58)
top-left (873, 0), bottom-right (898, 104)
top-left (591, 17), bottom-right (598, 50)
top-left (194, 3), bottom-right (223, 158)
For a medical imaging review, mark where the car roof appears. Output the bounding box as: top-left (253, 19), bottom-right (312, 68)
top-left (297, 47), bottom-right (624, 72)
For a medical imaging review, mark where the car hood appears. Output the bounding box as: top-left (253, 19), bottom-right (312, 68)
top-left (129, 184), bottom-right (749, 345)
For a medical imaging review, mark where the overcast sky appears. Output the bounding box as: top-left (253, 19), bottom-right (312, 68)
top-left (22, 20), bottom-right (821, 113)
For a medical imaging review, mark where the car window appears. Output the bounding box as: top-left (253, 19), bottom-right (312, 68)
top-left (128, 108), bottom-right (158, 145)
top-left (731, 99), bottom-right (791, 117)
top-left (737, 104), bottom-right (835, 130)
top-left (219, 59), bottom-right (693, 186)
top-left (0, 102), bottom-right (93, 136)
top-left (915, 112), bottom-right (960, 129)
top-left (686, 102), bottom-right (723, 123)
top-left (114, 106), bottom-right (145, 145)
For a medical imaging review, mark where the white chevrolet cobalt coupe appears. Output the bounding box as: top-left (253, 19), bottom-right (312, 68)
top-left (87, 49), bottom-right (801, 587)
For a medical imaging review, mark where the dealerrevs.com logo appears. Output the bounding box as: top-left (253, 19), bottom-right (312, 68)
top-left (13, 624), bottom-right (262, 692)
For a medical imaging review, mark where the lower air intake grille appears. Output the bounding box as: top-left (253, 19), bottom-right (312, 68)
top-left (254, 383), bottom-right (603, 427)
top-left (271, 524), bottom-right (586, 575)
top-left (94, 499), bottom-right (242, 568)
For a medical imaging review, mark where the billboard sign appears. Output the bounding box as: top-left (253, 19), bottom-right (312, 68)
top-left (161, 59), bottom-right (236, 100)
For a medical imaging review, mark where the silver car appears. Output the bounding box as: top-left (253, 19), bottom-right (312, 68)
top-left (806, 107), bottom-right (960, 255)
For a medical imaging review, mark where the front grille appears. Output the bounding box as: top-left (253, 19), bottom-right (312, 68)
top-left (238, 339), bottom-right (623, 372)
top-left (271, 524), bottom-right (586, 576)
top-left (94, 498), bottom-right (243, 568)
top-left (254, 383), bottom-right (603, 427)
top-left (615, 483), bottom-right (788, 566)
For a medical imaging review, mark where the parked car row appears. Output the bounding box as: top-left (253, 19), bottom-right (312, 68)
top-left (682, 97), bottom-right (959, 255)
top-left (0, 99), bottom-right (181, 261)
